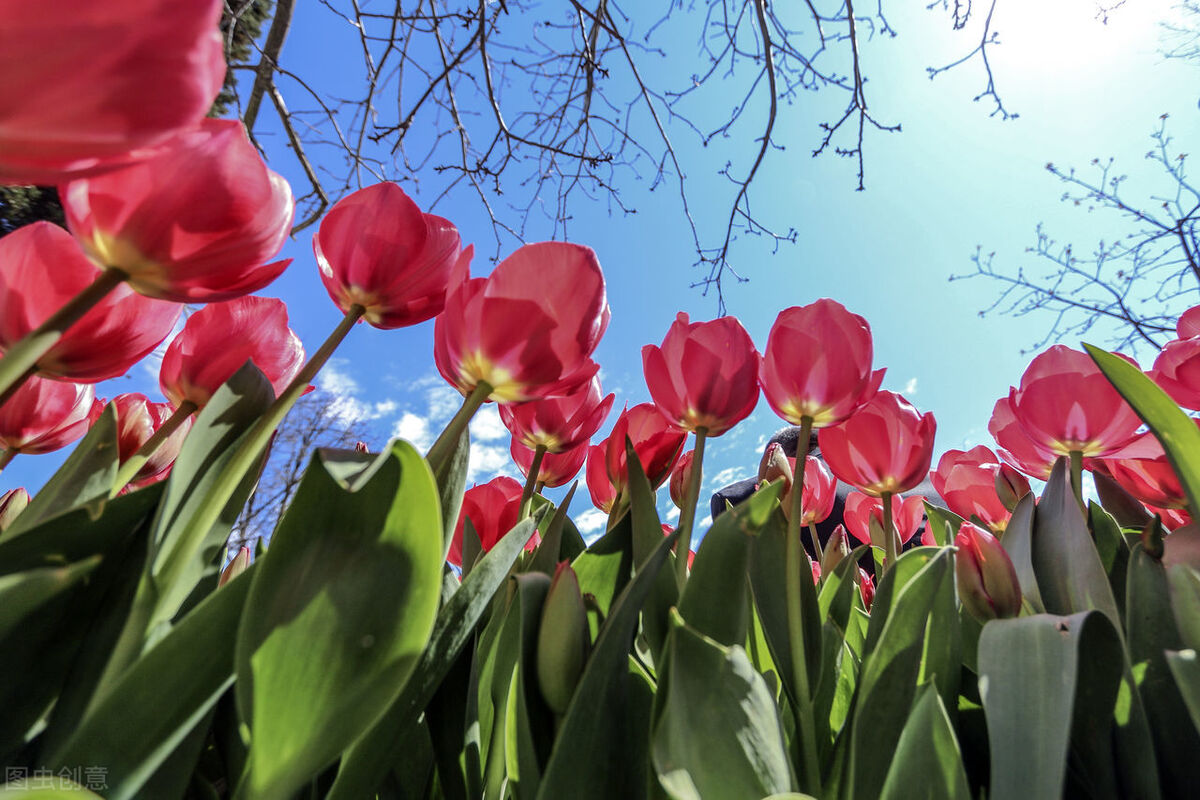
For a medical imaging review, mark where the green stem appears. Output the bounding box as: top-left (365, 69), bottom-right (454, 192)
top-left (110, 401), bottom-right (196, 496)
top-left (426, 382), bottom-right (491, 470)
top-left (784, 415), bottom-right (821, 793)
top-left (1069, 450), bottom-right (1084, 511)
top-left (519, 444), bottom-right (547, 519)
top-left (882, 491), bottom-right (897, 572)
top-left (0, 267), bottom-right (127, 404)
top-left (674, 427), bottom-right (707, 587)
top-left (605, 489), bottom-right (626, 532)
top-left (0, 448), bottom-right (15, 474)
top-left (807, 523), bottom-right (824, 564)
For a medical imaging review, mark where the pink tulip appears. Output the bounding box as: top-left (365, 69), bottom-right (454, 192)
top-left (843, 491), bottom-right (926, 547)
top-left (111, 393), bottom-right (191, 482)
top-left (499, 377), bottom-right (614, 454)
top-left (988, 396), bottom-right (1057, 480)
top-left (955, 521), bottom-right (1022, 621)
top-left (314, 182), bottom-right (462, 328)
top-left (61, 119), bottom-right (294, 303)
top-left (160, 297), bottom-right (305, 410)
top-left (1148, 504), bottom-right (1191, 531)
top-left (642, 312), bottom-right (760, 436)
top-left (669, 450), bottom-right (696, 509)
top-left (0, 0), bottom-right (224, 184)
top-left (930, 446), bottom-right (1025, 532)
top-left (1178, 306), bottom-right (1200, 338)
top-left (819, 390), bottom-right (936, 496)
top-left (759, 300), bottom-right (884, 427)
top-left (511, 439), bottom-right (588, 488)
top-left (0, 376), bottom-right (101, 455)
top-left (858, 569), bottom-right (876, 610)
top-left (585, 443), bottom-right (618, 513)
top-left (603, 404), bottom-right (688, 494)
top-left (1149, 337), bottom-right (1200, 412)
top-left (0, 487), bottom-right (29, 530)
top-left (448, 476), bottom-right (537, 568)
top-left (1007, 345), bottom-right (1141, 458)
top-left (811, 560), bottom-right (822, 585)
top-left (434, 242), bottom-right (609, 402)
top-left (0, 222), bottom-right (180, 381)
top-left (1092, 424), bottom-right (1195, 510)
top-left (769, 454), bottom-right (838, 526)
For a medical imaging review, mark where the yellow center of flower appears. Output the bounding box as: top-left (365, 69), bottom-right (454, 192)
top-left (458, 352), bottom-right (523, 402)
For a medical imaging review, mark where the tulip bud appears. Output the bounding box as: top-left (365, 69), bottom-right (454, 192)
top-left (810, 560), bottom-right (822, 585)
top-left (219, 546), bottom-right (251, 587)
top-left (354, 441), bottom-right (370, 453)
top-left (669, 449), bottom-right (697, 510)
top-left (757, 442), bottom-right (793, 487)
top-left (0, 488), bottom-right (30, 531)
top-left (995, 463), bottom-right (1031, 512)
top-left (536, 562), bottom-right (591, 715)
top-left (820, 524), bottom-right (852, 576)
top-left (955, 522), bottom-right (1022, 621)
top-left (857, 568), bottom-right (875, 610)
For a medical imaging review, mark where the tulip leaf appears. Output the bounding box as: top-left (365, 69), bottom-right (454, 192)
top-left (623, 438), bottom-right (678, 664)
top-left (878, 682), bottom-right (970, 800)
top-left (44, 566), bottom-right (254, 800)
top-left (1093, 470), bottom-right (1153, 529)
top-left (235, 440), bottom-right (443, 800)
top-left (996, 491), bottom-right (1044, 612)
top-left (1089, 501), bottom-right (1130, 613)
top-left (1126, 544), bottom-right (1200, 796)
top-left (922, 502), bottom-right (963, 548)
top-left (2, 405), bottom-right (120, 540)
top-left (1169, 565), bottom-right (1200, 650)
top-left (1166, 650), bottom-right (1200, 734)
top-left (536, 529), bottom-right (677, 800)
top-left (1031, 458), bottom-right (1121, 632)
top-left (1086, 343), bottom-right (1200, 515)
top-left (528, 485), bottom-right (581, 576)
top-left (0, 556), bottom-right (100, 640)
top-left (428, 427), bottom-right (470, 561)
top-left (328, 516), bottom-right (539, 800)
top-left (571, 511), bottom-right (633, 621)
top-left (652, 612), bottom-right (795, 800)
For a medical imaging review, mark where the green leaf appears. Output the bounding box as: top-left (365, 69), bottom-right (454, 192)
top-left (1090, 501), bottom-right (1130, 614)
top-left (1093, 470), bottom-right (1153, 529)
top-left (0, 556), bottom-right (100, 639)
top-left (2, 405), bottom-right (120, 539)
top-left (1166, 649), bottom-right (1200, 733)
top-left (1086, 343), bottom-right (1200, 514)
top-left (652, 613), bottom-right (795, 800)
top-left (328, 516), bottom-right (540, 800)
top-left (1032, 458), bottom-right (1122, 632)
top-left (878, 683), bottom-right (970, 800)
top-left (1169, 564), bottom-right (1200, 650)
top-left (46, 566), bottom-right (255, 800)
top-left (428, 427), bottom-right (469, 562)
top-left (922, 502), bottom-right (964, 548)
top-left (571, 511), bottom-right (633, 621)
top-left (235, 441), bottom-right (443, 800)
top-left (997, 492), bottom-right (1044, 613)
top-left (528, 485), bottom-right (579, 577)
top-left (623, 438), bottom-right (678, 664)
top-left (536, 529), bottom-right (678, 800)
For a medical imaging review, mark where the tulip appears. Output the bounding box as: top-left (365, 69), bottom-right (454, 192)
top-left (758, 441), bottom-right (793, 487)
top-left (160, 297), bottom-right (305, 411)
top-left (1149, 336), bottom-right (1200, 412)
top-left (0, 487), bottom-right (29, 531)
top-left (955, 521), bottom-right (1022, 621)
top-left (1178, 305), bottom-right (1200, 338)
top-left (511, 439), bottom-right (588, 489)
top-left (1148, 504), bottom-right (1191, 531)
top-left (820, 525), bottom-right (852, 576)
top-left (642, 312), bottom-right (760, 436)
top-left (811, 561), bottom-right (822, 585)
top-left (0, 0), bottom-right (225, 184)
top-left (112, 393), bottom-right (192, 483)
top-left (536, 562), bottom-right (591, 714)
top-left (0, 223), bottom-right (180, 382)
top-left (857, 568), bottom-right (876, 610)
top-left (448, 476), bottom-right (537, 568)
top-left (669, 450), bottom-right (697, 509)
top-left (219, 546), bottom-right (252, 587)
top-left (585, 443), bottom-right (617, 514)
top-left (314, 182), bottom-right (463, 328)
top-left (995, 462), bottom-right (1032, 512)
top-left (603, 403), bottom-right (688, 496)
top-left (0, 376), bottom-right (100, 459)
top-left (843, 491), bottom-right (926, 548)
top-left (499, 377), bottom-right (614, 454)
top-left (1093, 424), bottom-right (1196, 510)
top-left (759, 299), bottom-right (884, 429)
top-left (930, 446), bottom-right (1024, 533)
top-left (987, 396), bottom-right (1056, 481)
top-left (793, 456), bottom-right (838, 527)
top-left (819, 390), bottom-right (937, 497)
top-left (61, 118), bottom-right (294, 303)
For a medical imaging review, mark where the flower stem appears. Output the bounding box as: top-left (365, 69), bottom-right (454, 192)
top-left (674, 427), bottom-right (707, 587)
top-left (426, 382), bottom-right (491, 470)
top-left (882, 490), bottom-right (897, 571)
top-left (807, 523), bottom-right (824, 563)
top-left (0, 449), bottom-right (15, 474)
top-left (0, 267), bottom-right (127, 405)
top-left (1069, 450), bottom-right (1085, 511)
top-left (519, 444), bottom-right (547, 519)
top-left (110, 401), bottom-right (196, 496)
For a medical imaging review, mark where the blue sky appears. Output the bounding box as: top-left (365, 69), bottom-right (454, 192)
top-left (5, 1), bottom-right (1196, 542)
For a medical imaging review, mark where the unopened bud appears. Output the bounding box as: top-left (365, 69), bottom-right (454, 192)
top-left (669, 449), bottom-right (696, 510)
top-left (219, 546), bottom-right (251, 587)
top-left (757, 442), bottom-right (794, 487)
top-left (354, 441), bottom-right (370, 454)
top-left (857, 568), bottom-right (875, 610)
top-left (811, 560), bottom-right (822, 585)
top-left (955, 521), bottom-right (1022, 621)
top-left (536, 562), bottom-right (591, 714)
top-left (0, 487), bottom-right (30, 531)
top-left (995, 463), bottom-right (1031, 513)
top-left (820, 524), bottom-right (852, 576)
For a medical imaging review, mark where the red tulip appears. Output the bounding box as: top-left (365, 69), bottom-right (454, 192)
top-left (61, 119), bottom-right (294, 303)
top-left (1007, 345), bottom-right (1141, 458)
top-left (0, 222), bottom-right (180, 381)
top-left (0, 487), bottom-right (30, 530)
top-left (434, 242), bottom-right (610, 402)
top-left (669, 449), bottom-right (697, 509)
top-left (448, 476), bottom-right (537, 568)
top-left (857, 569), bottom-right (875, 610)
top-left (797, 456), bottom-right (838, 526)
top-left (1093, 424), bottom-right (1196, 510)
top-left (930, 446), bottom-right (1025, 532)
top-left (1148, 504), bottom-right (1191, 531)
top-left (988, 395), bottom-right (1057, 480)
top-left (1178, 306), bottom-right (1200, 338)
top-left (843, 491), bottom-right (926, 547)
top-left (0, 0), bottom-right (225, 184)
top-left (0, 376), bottom-right (101, 455)
top-left (160, 297), bottom-right (305, 409)
top-left (219, 546), bottom-right (251, 587)
top-left (314, 182), bottom-right (462, 328)
top-left (585, 443), bottom-right (618, 513)
top-left (604, 403), bottom-right (688, 493)
top-left (499, 377), bottom-right (614, 454)
top-left (760, 300), bottom-right (884, 428)
top-left (511, 439), bottom-right (588, 488)
top-left (659, 523), bottom-right (697, 568)
top-left (811, 560), bottom-right (822, 585)
top-left (955, 521), bottom-right (1022, 621)
top-left (1149, 337), bottom-right (1200, 412)
top-left (642, 312), bottom-right (760, 436)
top-left (111, 393), bottom-right (191, 482)
top-left (819, 390), bottom-right (936, 496)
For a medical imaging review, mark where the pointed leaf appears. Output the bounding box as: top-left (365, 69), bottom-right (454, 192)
top-left (878, 683), bottom-right (970, 800)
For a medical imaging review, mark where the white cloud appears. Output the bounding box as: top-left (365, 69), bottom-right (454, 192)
top-left (575, 508), bottom-right (608, 543)
top-left (426, 385), bottom-right (462, 422)
top-left (393, 412), bottom-right (432, 452)
top-left (711, 466), bottom-right (742, 488)
top-left (664, 505), bottom-right (680, 523)
top-left (318, 359), bottom-right (401, 426)
top-left (470, 404), bottom-right (508, 441)
top-left (903, 377), bottom-right (918, 396)
top-left (468, 442), bottom-right (511, 482)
